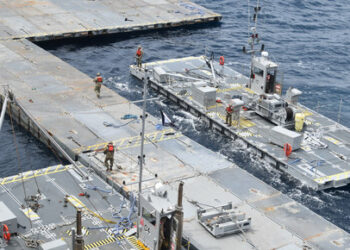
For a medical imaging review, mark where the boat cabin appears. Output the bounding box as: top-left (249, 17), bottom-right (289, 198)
top-left (250, 52), bottom-right (280, 95)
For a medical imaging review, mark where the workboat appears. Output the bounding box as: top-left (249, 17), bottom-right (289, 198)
top-left (130, 1), bottom-right (350, 190)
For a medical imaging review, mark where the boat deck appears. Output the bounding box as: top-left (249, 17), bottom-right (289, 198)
top-left (130, 56), bottom-right (350, 190)
top-left (0, 0), bottom-right (221, 41)
top-left (0, 164), bottom-right (137, 249)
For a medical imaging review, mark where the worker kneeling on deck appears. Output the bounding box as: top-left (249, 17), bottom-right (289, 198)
top-left (225, 104), bottom-right (233, 126)
top-left (94, 72), bottom-right (103, 98)
top-left (136, 45), bottom-right (143, 68)
top-left (104, 142), bottom-right (115, 171)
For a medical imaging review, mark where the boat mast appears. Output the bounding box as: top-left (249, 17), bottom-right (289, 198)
top-left (244, 0), bottom-right (262, 88)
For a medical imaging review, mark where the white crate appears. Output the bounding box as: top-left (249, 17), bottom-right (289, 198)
top-left (191, 85), bottom-right (216, 107)
top-left (0, 201), bottom-right (17, 234)
top-left (269, 126), bottom-right (302, 150)
top-left (153, 66), bottom-right (167, 83)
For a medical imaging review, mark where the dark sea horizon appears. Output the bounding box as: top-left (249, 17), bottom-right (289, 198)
top-left (1, 0), bottom-right (350, 233)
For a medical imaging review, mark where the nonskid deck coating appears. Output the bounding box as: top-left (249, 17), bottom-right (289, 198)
top-left (0, 164), bottom-right (136, 249)
top-left (0, 38), bottom-right (350, 249)
top-left (0, 0), bottom-right (221, 41)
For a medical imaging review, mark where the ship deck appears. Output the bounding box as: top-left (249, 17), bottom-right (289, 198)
top-left (0, 0), bottom-right (221, 41)
top-left (0, 164), bottom-right (138, 250)
top-left (130, 56), bottom-right (350, 190)
top-left (0, 39), bottom-right (349, 249)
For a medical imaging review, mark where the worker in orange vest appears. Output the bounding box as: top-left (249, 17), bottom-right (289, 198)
top-left (93, 72), bottom-right (103, 98)
top-left (104, 142), bottom-right (115, 171)
top-left (225, 104), bottom-right (233, 126)
top-left (136, 45), bottom-right (143, 68)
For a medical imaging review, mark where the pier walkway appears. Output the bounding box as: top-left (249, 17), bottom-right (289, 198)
top-left (0, 0), bottom-right (221, 41)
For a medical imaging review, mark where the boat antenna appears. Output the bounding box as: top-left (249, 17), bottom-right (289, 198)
top-left (243, 0), bottom-right (263, 88)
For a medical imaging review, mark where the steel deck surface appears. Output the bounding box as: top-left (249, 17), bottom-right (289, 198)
top-left (130, 56), bottom-right (350, 190)
top-left (85, 126), bottom-right (350, 249)
top-left (0, 164), bottom-right (137, 249)
top-left (0, 39), bottom-right (350, 249)
top-left (0, 0), bottom-right (221, 41)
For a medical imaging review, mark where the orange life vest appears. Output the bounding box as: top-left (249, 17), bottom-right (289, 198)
top-left (96, 76), bottom-right (103, 83)
top-left (136, 49), bottom-right (142, 57)
top-left (108, 144), bottom-right (114, 152)
top-left (226, 105), bottom-right (233, 113)
top-left (283, 143), bottom-right (292, 157)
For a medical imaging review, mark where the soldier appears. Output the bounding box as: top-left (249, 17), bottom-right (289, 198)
top-left (225, 104), bottom-right (233, 126)
top-left (104, 142), bottom-right (114, 171)
top-left (93, 72), bottom-right (103, 98)
top-left (136, 46), bottom-right (143, 68)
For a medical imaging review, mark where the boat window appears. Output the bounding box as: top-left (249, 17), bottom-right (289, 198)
top-left (274, 104), bottom-right (282, 108)
top-left (142, 207), bottom-right (157, 226)
top-left (267, 68), bottom-right (276, 77)
top-left (253, 67), bottom-right (264, 77)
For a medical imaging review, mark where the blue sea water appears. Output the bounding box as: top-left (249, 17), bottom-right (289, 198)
top-left (1, 0), bottom-right (350, 232)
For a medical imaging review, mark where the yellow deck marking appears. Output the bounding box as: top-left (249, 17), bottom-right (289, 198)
top-left (73, 128), bottom-right (182, 154)
top-left (1, 165), bottom-right (69, 185)
top-left (244, 88), bottom-right (255, 94)
top-left (302, 110), bottom-right (313, 117)
top-left (206, 103), bottom-right (223, 110)
top-left (324, 136), bottom-right (341, 145)
top-left (127, 236), bottom-right (144, 250)
top-left (85, 236), bottom-right (119, 249)
top-left (215, 112), bottom-right (255, 128)
top-left (216, 85), bottom-right (242, 93)
top-left (301, 145), bottom-right (311, 152)
top-left (314, 170), bottom-right (350, 184)
top-left (67, 195), bottom-right (116, 224)
top-left (237, 131), bottom-right (253, 137)
top-left (22, 208), bottom-right (40, 220)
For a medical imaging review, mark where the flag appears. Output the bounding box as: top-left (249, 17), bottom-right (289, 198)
top-left (160, 109), bottom-right (173, 127)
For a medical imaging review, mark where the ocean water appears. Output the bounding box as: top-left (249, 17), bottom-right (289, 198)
top-left (1, 0), bottom-right (350, 233)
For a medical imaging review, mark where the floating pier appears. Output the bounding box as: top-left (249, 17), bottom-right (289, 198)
top-left (130, 56), bottom-right (350, 190)
top-left (0, 1), bottom-right (350, 249)
top-left (0, 38), bottom-right (349, 249)
top-left (0, 0), bottom-right (221, 41)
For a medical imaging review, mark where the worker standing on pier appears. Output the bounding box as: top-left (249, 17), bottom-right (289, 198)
top-left (136, 46), bottom-right (143, 68)
top-left (225, 104), bottom-right (233, 126)
top-left (104, 142), bottom-right (114, 171)
top-left (93, 72), bottom-right (103, 98)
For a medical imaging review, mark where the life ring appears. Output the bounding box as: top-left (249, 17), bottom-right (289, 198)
top-left (3, 224), bottom-right (10, 241)
top-left (219, 56), bottom-right (225, 66)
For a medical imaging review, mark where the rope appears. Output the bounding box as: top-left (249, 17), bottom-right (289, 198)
top-left (32, 118), bottom-right (116, 229)
top-left (26, 141), bottom-right (41, 195)
top-left (38, 130), bottom-right (115, 229)
top-left (103, 118), bottom-right (137, 129)
top-left (62, 166), bottom-right (114, 229)
top-left (67, 195), bottom-right (116, 224)
top-left (111, 193), bottom-right (136, 237)
top-left (8, 106), bottom-right (33, 229)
